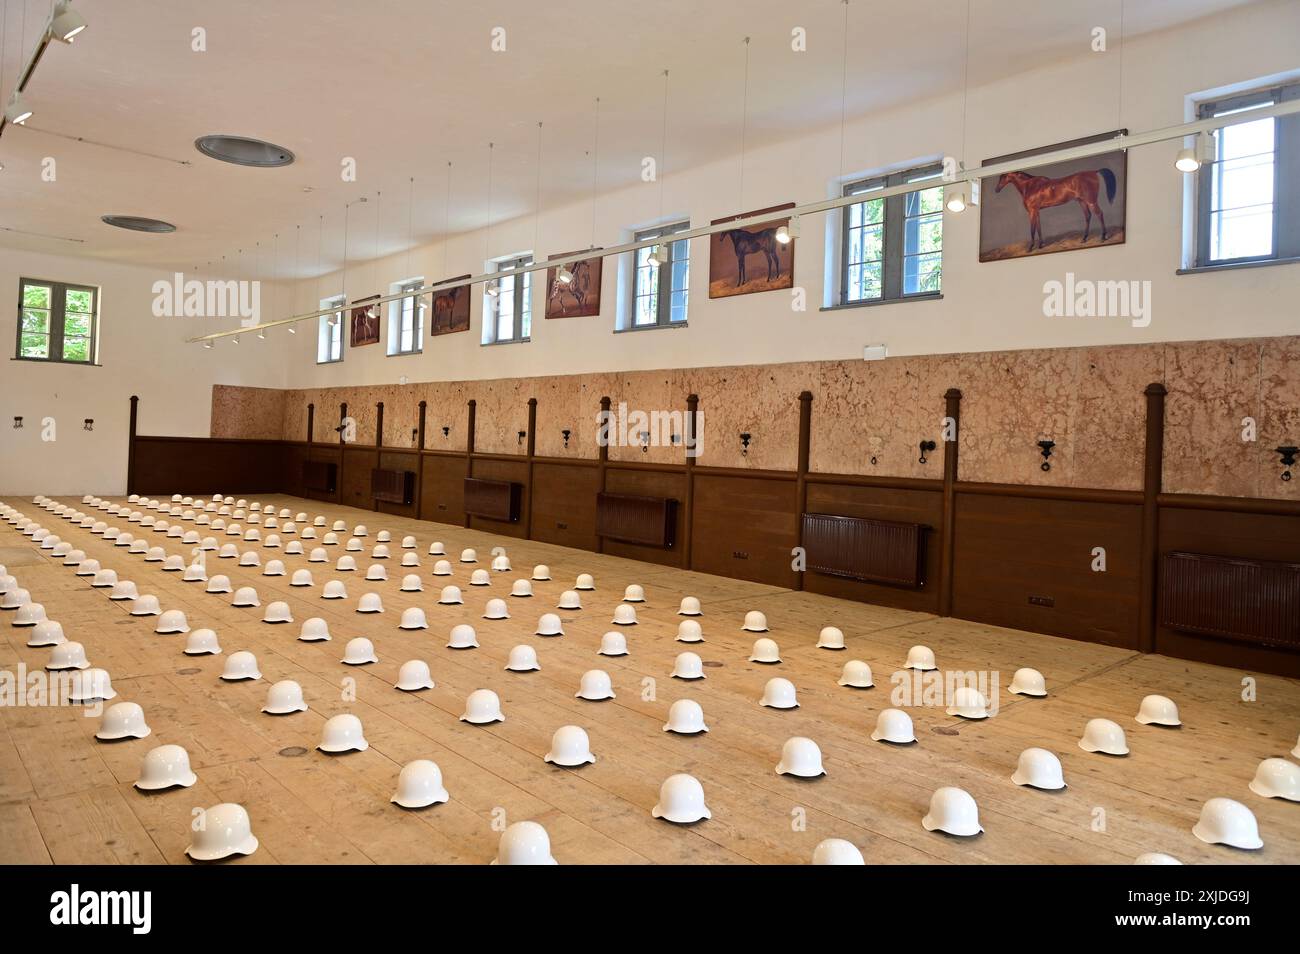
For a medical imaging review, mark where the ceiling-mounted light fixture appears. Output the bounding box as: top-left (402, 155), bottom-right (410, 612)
top-left (556, 265), bottom-right (574, 285)
top-left (775, 218), bottom-right (800, 245)
top-left (649, 244), bottom-right (669, 265)
top-left (286, 325), bottom-right (296, 334)
top-left (257, 330), bottom-right (266, 340)
top-left (1176, 131), bottom-right (1216, 173)
top-left (50, 1), bottom-right (88, 43)
top-left (203, 341), bottom-right (213, 349)
top-left (945, 180), bottom-right (980, 213)
top-left (486, 279), bottom-right (501, 297)
top-left (231, 336), bottom-right (240, 345)
top-left (4, 93), bottom-right (33, 126)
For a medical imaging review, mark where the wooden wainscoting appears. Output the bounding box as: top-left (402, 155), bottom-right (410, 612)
top-left (129, 436), bottom-right (286, 495)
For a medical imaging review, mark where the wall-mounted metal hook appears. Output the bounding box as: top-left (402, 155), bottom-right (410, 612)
top-left (517, 430), bottom-right (527, 446)
top-left (1037, 439), bottom-right (1056, 472)
top-left (638, 430), bottom-right (651, 453)
top-left (740, 432), bottom-right (752, 456)
top-left (1278, 445), bottom-right (1298, 482)
top-left (918, 439), bottom-right (936, 464)
top-left (562, 429), bottom-right (571, 449)
top-left (442, 426), bottom-right (450, 439)
top-left (12, 416), bottom-right (23, 429)
top-left (83, 419), bottom-right (94, 432)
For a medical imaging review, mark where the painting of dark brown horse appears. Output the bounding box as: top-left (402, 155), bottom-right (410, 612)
top-left (995, 168), bottom-right (1117, 251)
top-left (725, 227), bottom-right (782, 286)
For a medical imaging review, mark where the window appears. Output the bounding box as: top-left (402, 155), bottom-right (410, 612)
top-left (1195, 82), bottom-right (1300, 267)
top-left (840, 163), bottom-right (944, 304)
top-left (16, 278), bottom-right (99, 364)
top-left (317, 295), bottom-right (344, 364)
top-left (388, 278), bottom-right (424, 356)
top-left (631, 221), bottom-right (690, 327)
top-left (485, 255), bottom-right (532, 344)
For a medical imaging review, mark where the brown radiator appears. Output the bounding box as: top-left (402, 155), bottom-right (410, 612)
top-left (801, 513), bottom-right (927, 588)
top-left (596, 492), bottom-right (677, 548)
top-left (302, 460), bottom-right (337, 494)
top-left (1159, 551), bottom-right (1300, 651)
top-left (371, 468), bottom-right (415, 505)
top-left (463, 477), bottom-right (522, 522)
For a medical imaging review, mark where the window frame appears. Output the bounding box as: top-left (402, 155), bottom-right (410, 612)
top-left (316, 294), bottom-right (345, 365)
top-left (388, 278), bottom-right (425, 356)
top-left (485, 254), bottom-right (533, 345)
top-left (839, 162), bottom-right (945, 306)
top-left (629, 221), bottom-right (690, 329)
top-left (1194, 82), bottom-right (1300, 268)
top-left (14, 277), bottom-right (100, 365)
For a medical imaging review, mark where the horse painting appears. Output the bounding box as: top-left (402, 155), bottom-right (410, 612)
top-left (708, 207), bottom-right (795, 298)
top-left (992, 166), bottom-right (1119, 254)
top-left (430, 284), bottom-right (469, 336)
top-left (544, 255), bottom-right (603, 318)
top-left (724, 227), bottom-right (782, 286)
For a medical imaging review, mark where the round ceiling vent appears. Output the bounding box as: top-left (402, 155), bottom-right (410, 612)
top-left (194, 135), bottom-right (295, 167)
top-left (101, 215), bottom-right (176, 233)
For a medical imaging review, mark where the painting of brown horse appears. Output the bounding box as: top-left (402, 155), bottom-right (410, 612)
top-left (429, 276), bottom-right (470, 336)
top-left (709, 203), bottom-right (795, 298)
top-left (979, 136), bottom-right (1126, 262)
top-left (349, 294), bottom-right (380, 347)
top-left (544, 251), bottom-right (603, 319)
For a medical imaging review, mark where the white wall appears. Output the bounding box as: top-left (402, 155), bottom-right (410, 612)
top-left (281, 0), bottom-right (1300, 388)
top-left (0, 247), bottom-right (286, 495)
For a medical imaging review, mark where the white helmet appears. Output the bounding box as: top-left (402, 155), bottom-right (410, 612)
top-left (318, 713), bottom-right (369, 753)
top-left (395, 659), bottom-right (436, 692)
top-left (238, 550), bottom-right (260, 567)
top-left (742, 610), bottom-right (769, 632)
top-left (313, 516), bottom-right (326, 527)
top-left (623, 584), bottom-right (645, 603)
top-left (352, 524), bottom-right (368, 537)
top-left (574, 572), bottom-right (594, 590)
top-left (438, 585), bottom-right (463, 605)
top-left (776, 737), bottom-right (825, 778)
top-left (322, 580), bottom-right (347, 600)
top-left (1079, 718), bottom-right (1129, 756)
top-left (184, 628), bottom-right (222, 655)
top-left (812, 839), bottom-right (865, 865)
top-left (460, 688), bottom-right (504, 724)
top-left (678, 596), bottom-right (702, 617)
top-left (372, 545), bottom-right (390, 560)
top-left (536, 613), bottom-right (564, 637)
top-left (428, 541), bottom-right (445, 555)
top-left (161, 554), bottom-right (186, 572)
top-left (299, 617), bottom-right (331, 642)
top-left (545, 725), bottom-right (596, 767)
top-left (262, 680), bottom-right (308, 715)
top-left (469, 569), bottom-right (490, 587)
top-left (0, 585), bottom-right (27, 610)
top-left (557, 589), bottom-right (582, 610)
top-left (231, 586), bottom-right (260, 608)
top-left (447, 624), bottom-right (479, 650)
top-left (611, 604), bottom-right (638, 626)
top-left (1192, 797), bottom-right (1263, 850)
top-left (905, 645), bottom-right (937, 671)
top-left (96, 701), bottom-right (151, 741)
top-left (135, 744), bottom-right (197, 791)
top-left (155, 609), bottom-right (190, 634)
top-left (760, 677), bottom-right (799, 710)
top-left (401, 535), bottom-right (417, 549)
top-left (185, 803), bottom-right (260, 861)
top-left (663, 698), bottom-right (709, 734)
top-left (284, 540), bottom-right (303, 556)
top-left (182, 563), bottom-right (208, 583)
top-left (76, 558), bottom-right (102, 576)
top-left (749, 637), bottom-right (781, 664)
top-left (400, 573), bottom-right (423, 593)
top-left (491, 554), bottom-right (511, 572)
top-left (432, 560), bottom-right (453, 576)
top-left (1011, 748), bottom-right (1067, 790)
top-left (922, 787), bottom-right (983, 837)
top-left (365, 564), bottom-right (388, 582)
top-left (356, 592), bottom-right (384, 614)
top-left (399, 607), bottom-right (429, 630)
top-left (946, 687), bottom-right (989, 720)
top-left (493, 821), bottom-right (557, 865)
top-left (263, 534), bottom-right (281, 549)
top-left (28, 619), bottom-right (66, 647)
top-left (46, 641), bottom-right (90, 671)
top-left (871, 708), bottom-right (916, 744)
top-left (342, 637), bottom-right (378, 665)
top-left (220, 650), bottom-right (262, 681)
top-left (531, 564), bottom-right (551, 581)
top-left (505, 644), bottom-right (541, 672)
top-left (399, 552), bottom-right (418, 567)
top-left (128, 540), bottom-right (147, 554)
top-left (332, 520), bottom-right (347, 532)
top-left (262, 559), bottom-right (286, 577)
top-left (483, 598), bottom-right (510, 620)
top-left (335, 555), bottom-right (356, 572)
top-left (291, 569), bottom-right (313, 587)
top-left (510, 579), bottom-right (533, 598)
top-left (1134, 852), bottom-right (1183, 865)
top-left (130, 594), bottom-right (161, 616)
top-left (599, 631), bottom-right (628, 656)
top-left (13, 602), bottom-right (47, 626)
top-left (219, 543), bottom-right (239, 559)
top-left (653, 773), bottom-right (711, 824)
top-left (1008, 668), bottom-right (1047, 697)
top-left (1248, 758), bottom-right (1300, 801)
top-left (300, 527), bottom-right (316, 540)
top-left (672, 652), bottom-right (705, 680)
top-left (345, 538), bottom-right (362, 553)
top-left (69, 668), bottom-right (116, 702)
top-left (817, 626), bottom-right (845, 650)
top-left (309, 547), bottom-right (328, 563)
top-left (243, 528), bottom-right (261, 543)
top-left (1135, 694), bottom-right (1181, 726)
top-left (91, 568), bottom-right (118, 588)
top-left (282, 521), bottom-right (297, 535)
top-left (392, 760), bottom-right (448, 809)
top-left (576, 669), bottom-right (615, 701)
top-left (262, 601), bottom-right (293, 624)
top-left (838, 660), bottom-right (874, 689)
top-left (676, 620), bottom-right (704, 643)
top-left (459, 548), bottom-right (477, 563)
top-left (204, 575), bottom-right (232, 594)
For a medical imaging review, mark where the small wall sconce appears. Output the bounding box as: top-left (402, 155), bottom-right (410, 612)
top-left (442, 426), bottom-right (450, 439)
top-left (670, 432), bottom-right (682, 446)
top-left (638, 430), bottom-right (651, 453)
top-left (83, 419), bottom-right (94, 432)
top-left (410, 427), bottom-right (418, 446)
top-left (13, 416), bottom-right (23, 429)
top-left (561, 429), bottom-right (571, 449)
top-left (740, 432), bottom-right (752, 456)
top-left (517, 430), bottom-right (527, 446)
top-left (1277, 445), bottom-right (1298, 482)
top-left (1037, 439), bottom-right (1056, 472)
top-left (918, 439), bottom-right (936, 464)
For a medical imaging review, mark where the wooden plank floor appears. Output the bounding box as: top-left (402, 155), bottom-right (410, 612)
top-left (2, 493), bottom-right (1298, 865)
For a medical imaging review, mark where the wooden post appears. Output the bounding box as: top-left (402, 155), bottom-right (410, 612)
top-left (415, 400), bottom-right (427, 518)
top-left (306, 403), bottom-right (315, 444)
top-left (464, 399), bottom-right (476, 529)
top-left (682, 393), bottom-right (699, 569)
top-left (1138, 383), bottom-right (1167, 654)
top-left (373, 401), bottom-right (385, 511)
top-left (336, 402), bottom-right (347, 504)
top-left (937, 388), bottom-right (962, 617)
top-left (794, 390), bottom-right (813, 590)
top-left (524, 397), bottom-right (537, 539)
top-left (596, 396), bottom-right (611, 554)
top-left (127, 394), bottom-right (139, 494)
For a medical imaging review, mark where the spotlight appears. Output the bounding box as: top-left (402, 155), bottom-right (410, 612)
top-left (649, 244), bottom-right (669, 265)
top-left (1175, 148), bottom-right (1199, 173)
top-left (486, 279), bottom-right (500, 297)
top-left (556, 265), bottom-right (573, 285)
top-left (257, 330), bottom-right (266, 340)
top-left (775, 226), bottom-right (791, 245)
top-left (203, 341), bottom-right (213, 349)
top-left (946, 183), bottom-right (969, 213)
top-left (4, 93), bottom-right (33, 126)
top-left (1176, 132), bottom-right (1215, 173)
top-left (287, 325), bottom-right (296, 334)
top-left (50, 1), bottom-right (88, 43)
top-left (232, 337), bottom-right (240, 345)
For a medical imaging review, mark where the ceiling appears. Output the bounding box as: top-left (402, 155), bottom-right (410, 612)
top-left (0, 0), bottom-right (1258, 277)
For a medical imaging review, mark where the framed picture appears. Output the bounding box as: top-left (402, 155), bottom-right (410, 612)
top-left (979, 130), bottom-right (1128, 262)
top-left (708, 202), bottom-right (795, 298)
top-left (349, 294), bottom-right (381, 348)
top-left (544, 250), bottom-right (603, 318)
top-left (429, 276), bottom-right (471, 336)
